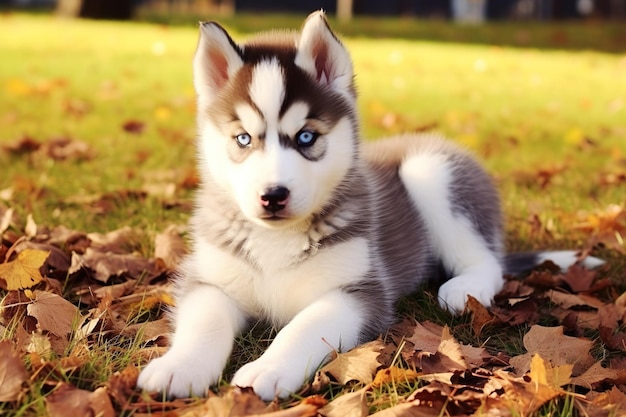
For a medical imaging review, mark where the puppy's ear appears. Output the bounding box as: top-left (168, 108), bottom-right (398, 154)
top-left (295, 10), bottom-right (354, 98)
top-left (194, 22), bottom-right (243, 102)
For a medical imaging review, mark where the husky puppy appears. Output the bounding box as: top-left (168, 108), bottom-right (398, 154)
top-left (137, 11), bottom-right (602, 400)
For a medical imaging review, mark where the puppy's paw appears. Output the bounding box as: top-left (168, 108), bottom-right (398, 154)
top-left (438, 274), bottom-right (502, 314)
top-left (137, 350), bottom-right (220, 398)
top-left (231, 357), bottom-right (305, 401)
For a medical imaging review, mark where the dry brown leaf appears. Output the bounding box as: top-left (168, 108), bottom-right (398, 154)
top-left (570, 360), bottom-right (626, 389)
top-left (25, 213), bottom-right (38, 238)
top-left (315, 340), bottom-right (384, 386)
top-left (122, 318), bottom-right (171, 345)
top-left (107, 365), bottom-right (139, 410)
top-left (0, 207), bottom-right (13, 235)
top-left (436, 326), bottom-right (468, 371)
top-left (45, 383), bottom-right (115, 417)
top-left (45, 137), bottom-right (94, 161)
top-left (154, 225), bottom-right (187, 270)
top-left (25, 331), bottom-right (53, 358)
top-left (69, 247), bottom-right (158, 283)
top-left (483, 369), bottom-right (573, 415)
top-left (465, 295), bottom-right (496, 336)
top-left (180, 387), bottom-right (276, 417)
top-left (87, 226), bottom-right (142, 253)
top-left (369, 401), bottom-right (442, 417)
top-left (560, 264), bottom-right (598, 293)
top-left (580, 386), bottom-right (626, 417)
top-left (547, 290), bottom-right (605, 310)
top-left (27, 290), bottom-right (80, 337)
top-left (0, 248), bottom-right (49, 290)
top-left (319, 388), bottom-right (368, 417)
top-left (0, 340), bottom-right (29, 401)
top-left (404, 321), bottom-right (444, 358)
top-left (509, 325), bottom-right (594, 376)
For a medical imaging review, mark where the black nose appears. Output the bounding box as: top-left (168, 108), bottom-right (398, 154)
top-left (260, 186), bottom-right (290, 212)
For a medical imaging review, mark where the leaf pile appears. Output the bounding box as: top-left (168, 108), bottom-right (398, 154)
top-left (1, 208), bottom-right (625, 416)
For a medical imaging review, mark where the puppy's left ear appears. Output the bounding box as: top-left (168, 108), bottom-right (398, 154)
top-left (295, 11), bottom-right (354, 98)
top-left (193, 22), bottom-right (243, 104)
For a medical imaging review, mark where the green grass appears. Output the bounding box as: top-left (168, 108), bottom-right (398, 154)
top-left (1, 12), bottom-right (625, 416)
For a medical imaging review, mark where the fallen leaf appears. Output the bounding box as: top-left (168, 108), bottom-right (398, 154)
top-left (45, 383), bottom-right (115, 417)
top-left (87, 226), bottom-right (142, 254)
top-left (509, 325), bottom-right (594, 376)
top-left (1, 207), bottom-right (14, 235)
top-left (465, 295), bottom-right (496, 336)
top-left (45, 137), bottom-right (93, 161)
top-left (0, 340), bottom-right (29, 401)
top-left (26, 290), bottom-right (81, 337)
top-left (369, 401), bottom-right (441, 417)
top-left (529, 353), bottom-right (572, 388)
top-left (483, 369), bottom-right (571, 415)
top-left (319, 388), bottom-right (368, 417)
top-left (580, 386), bottom-right (626, 417)
top-left (404, 321), bottom-right (444, 361)
top-left (560, 264), bottom-right (598, 293)
top-left (0, 248), bottom-right (49, 290)
top-left (372, 366), bottom-right (421, 388)
top-left (122, 120), bottom-right (145, 134)
top-left (69, 248), bottom-right (158, 283)
top-left (314, 340), bottom-right (384, 386)
top-left (434, 326), bottom-right (468, 371)
top-left (154, 225), bottom-right (187, 270)
top-left (570, 360), bottom-right (626, 389)
top-left (547, 290), bottom-right (604, 310)
top-left (3, 135), bottom-right (41, 155)
top-left (180, 386), bottom-right (276, 417)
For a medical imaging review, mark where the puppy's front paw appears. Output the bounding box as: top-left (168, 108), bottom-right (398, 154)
top-left (137, 350), bottom-right (221, 398)
top-left (231, 358), bottom-right (305, 401)
top-left (438, 274), bottom-right (502, 314)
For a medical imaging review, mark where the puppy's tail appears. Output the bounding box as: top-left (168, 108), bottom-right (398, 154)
top-left (504, 250), bottom-right (604, 275)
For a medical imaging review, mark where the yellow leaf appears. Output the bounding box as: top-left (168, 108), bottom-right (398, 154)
top-left (529, 354), bottom-right (549, 385)
top-left (0, 249), bottom-right (49, 290)
top-left (372, 366), bottom-right (420, 388)
top-left (529, 353), bottom-right (572, 389)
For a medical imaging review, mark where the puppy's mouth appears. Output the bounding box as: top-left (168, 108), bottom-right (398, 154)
top-left (259, 213), bottom-right (289, 221)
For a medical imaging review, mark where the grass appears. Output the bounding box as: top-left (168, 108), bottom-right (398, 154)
top-left (1, 12), bottom-right (625, 416)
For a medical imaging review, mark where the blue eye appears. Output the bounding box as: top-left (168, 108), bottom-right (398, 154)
top-left (235, 133), bottom-right (252, 147)
top-left (296, 130), bottom-right (318, 147)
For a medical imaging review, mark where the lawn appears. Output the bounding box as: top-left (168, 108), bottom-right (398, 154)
top-left (1, 12), bottom-right (625, 417)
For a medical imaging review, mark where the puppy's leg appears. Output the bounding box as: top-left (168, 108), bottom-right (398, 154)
top-left (137, 283), bottom-right (246, 398)
top-left (231, 288), bottom-right (365, 400)
top-left (400, 151), bottom-right (504, 312)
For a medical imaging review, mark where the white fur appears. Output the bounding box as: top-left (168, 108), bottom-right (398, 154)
top-left (137, 284), bottom-right (247, 398)
top-left (537, 250), bottom-right (605, 271)
top-left (399, 152), bottom-right (504, 312)
top-left (249, 59), bottom-right (285, 127)
top-left (295, 12), bottom-right (354, 101)
top-left (232, 288), bottom-right (365, 399)
top-left (194, 23), bottom-right (244, 108)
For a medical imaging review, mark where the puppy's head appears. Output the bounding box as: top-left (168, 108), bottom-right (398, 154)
top-left (193, 11), bottom-right (358, 228)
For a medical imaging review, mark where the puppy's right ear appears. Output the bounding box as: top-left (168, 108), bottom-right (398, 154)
top-left (193, 22), bottom-right (243, 102)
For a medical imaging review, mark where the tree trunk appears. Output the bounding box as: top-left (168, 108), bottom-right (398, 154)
top-left (56, 0), bottom-right (134, 20)
top-left (55, 0), bottom-right (82, 17)
top-left (337, 0), bottom-right (353, 22)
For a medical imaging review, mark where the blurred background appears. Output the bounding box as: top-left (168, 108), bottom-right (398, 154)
top-left (2, 0), bottom-right (625, 22)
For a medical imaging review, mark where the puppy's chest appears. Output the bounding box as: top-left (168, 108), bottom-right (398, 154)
top-left (243, 228), bottom-right (315, 271)
top-left (225, 232), bottom-right (373, 324)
